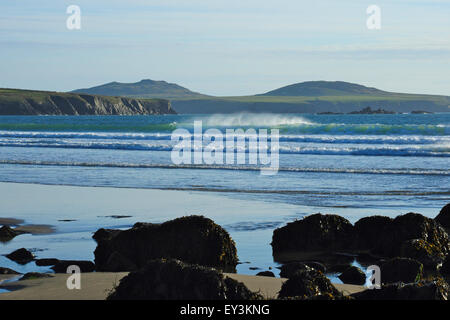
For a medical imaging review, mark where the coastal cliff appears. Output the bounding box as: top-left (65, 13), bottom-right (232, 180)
top-left (0, 89), bottom-right (175, 115)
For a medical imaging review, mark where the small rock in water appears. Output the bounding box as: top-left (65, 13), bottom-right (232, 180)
top-left (256, 271), bottom-right (275, 277)
top-left (0, 267), bottom-right (20, 275)
top-left (35, 258), bottom-right (60, 266)
top-left (6, 248), bottom-right (34, 264)
top-left (338, 266), bottom-right (366, 285)
top-left (20, 272), bottom-right (54, 281)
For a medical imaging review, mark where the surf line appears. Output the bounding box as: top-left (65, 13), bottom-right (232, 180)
top-left (171, 120), bottom-right (279, 175)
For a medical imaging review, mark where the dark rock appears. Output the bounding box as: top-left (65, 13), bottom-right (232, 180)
top-left (272, 214), bottom-right (355, 255)
top-left (303, 262), bottom-right (326, 273)
top-left (102, 251), bottom-right (137, 272)
top-left (278, 268), bottom-right (343, 299)
top-left (348, 107), bottom-right (396, 114)
top-left (351, 278), bottom-right (449, 300)
top-left (0, 267), bottom-right (20, 274)
top-left (328, 264), bottom-right (353, 273)
top-left (51, 260), bottom-right (95, 273)
top-left (20, 272), bottom-right (54, 281)
top-left (223, 277), bottom-right (261, 300)
top-left (374, 212), bottom-right (449, 266)
top-left (380, 257), bottom-right (423, 284)
top-left (94, 215), bottom-right (238, 272)
top-left (107, 259), bottom-right (261, 300)
top-left (440, 255), bottom-right (450, 276)
top-left (354, 216), bottom-right (392, 250)
top-left (0, 225), bottom-right (20, 242)
top-left (280, 262), bottom-right (314, 278)
top-left (6, 248), bottom-right (34, 264)
top-left (92, 228), bottom-right (121, 242)
top-left (435, 203), bottom-right (450, 230)
top-left (400, 239), bottom-right (445, 268)
top-left (256, 271), bottom-right (275, 277)
top-left (338, 266), bottom-right (366, 285)
top-left (35, 258), bottom-right (60, 266)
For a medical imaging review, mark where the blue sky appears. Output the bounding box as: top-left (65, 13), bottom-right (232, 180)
top-left (0, 0), bottom-right (449, 96)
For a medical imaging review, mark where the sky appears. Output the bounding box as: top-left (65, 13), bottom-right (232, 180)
top-left (0, 0), bottom-right (449, 96)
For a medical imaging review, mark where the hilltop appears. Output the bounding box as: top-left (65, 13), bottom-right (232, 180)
top-left (260, 81), bottom-right (387, 96)
top-left (72, 79), bottom-right (205, 99)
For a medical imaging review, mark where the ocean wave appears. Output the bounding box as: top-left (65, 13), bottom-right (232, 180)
top-left (0, 131), bottom-right (448, 145)
top-left (0, 140), bottom-right (449, 157)
top-left (278, 123), bottom-right (450, 136)
top-left (0, 121), bottom-right (448, 136)
top-left (203, 113), bottom-right (314, 127)
top-left (1, 160), bottom-right (449, 176)
top-left (0, 122), bottom-right (177, 132)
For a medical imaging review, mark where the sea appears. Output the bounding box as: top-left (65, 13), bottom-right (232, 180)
top-left (0, 113), bottom-right (449, 281)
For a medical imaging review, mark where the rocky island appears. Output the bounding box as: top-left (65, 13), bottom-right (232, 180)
top-left (348, 107), bottom-right (396, 114)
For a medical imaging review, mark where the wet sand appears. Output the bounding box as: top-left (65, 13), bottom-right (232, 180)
top-left (0, 272), bottom-right (365, 300)
top-left (0, 216), bottom-right (55, 235)
top-left (0, 218), bottom-right (24, 226)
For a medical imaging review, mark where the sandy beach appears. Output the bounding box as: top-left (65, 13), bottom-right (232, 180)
top-left (0, 272), bottom-right (365, 300)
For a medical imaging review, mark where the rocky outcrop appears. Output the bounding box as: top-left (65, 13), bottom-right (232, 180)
top-left (278, 268), bottom-right (343, 300)
top-left (353, 216), bottom-right (393, 250)
top-left (0, 89), bottom-right (175, 115)
top-left (107, 259), bottom-right (261, 300)
top-left (374, 213), bottom-right (449, 268)
top-left (272, 214), bottom-right (355, 257)
top-left (6, 248), bottom-right (34, 264)
top-left (351, 279), bottom-right (449, 300)
top-left (435, 203), bottom-right (450, 231)
top-left (380, 258), bottom-right (423, 284)
top-left (93, 215), bottom-right (238, 272)
top-left (338, 266), bottom-right (366, 285)
top-left (441, 255), bottom-right (450, 276)
top-left (272, 211), bottom-right (449, 272)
